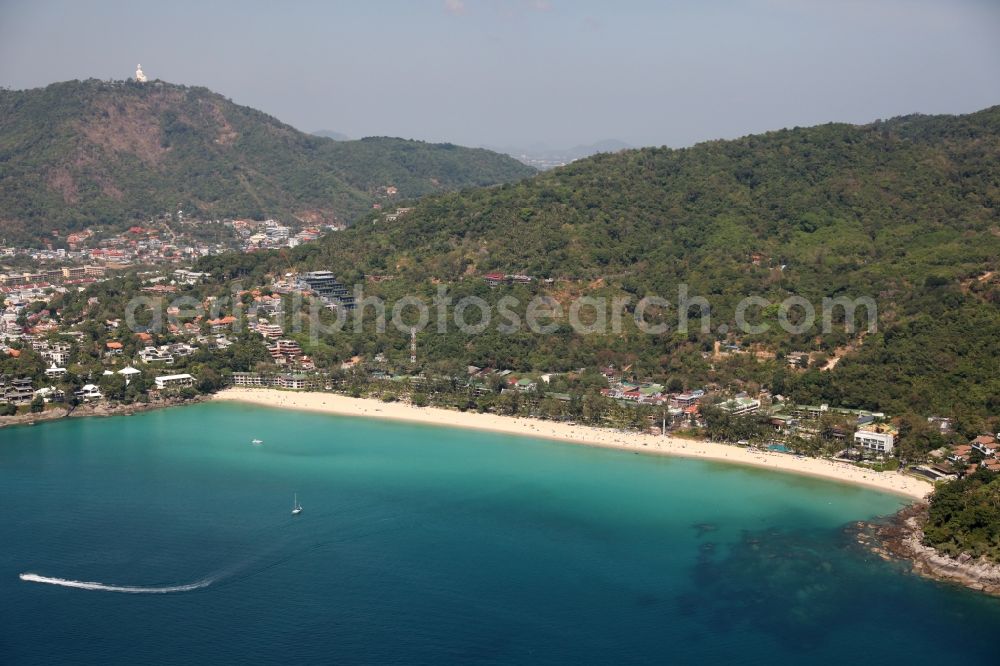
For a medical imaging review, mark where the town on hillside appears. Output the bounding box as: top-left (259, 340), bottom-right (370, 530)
top-left (0, 212), bottom-right (346, 284)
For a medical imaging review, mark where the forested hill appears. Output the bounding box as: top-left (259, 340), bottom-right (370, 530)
top-left (0, 79), bottom-right (535, 243)
top-left (312, 105), bottom-right (1000, 287)
top-left (204, 106), bottom-right (1000, 424)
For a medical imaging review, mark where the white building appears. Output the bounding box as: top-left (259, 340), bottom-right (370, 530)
top-left (34, 386), bottom-right (65, 403)
top-left (232, 372), bottom-right (266, 387)
top-left (971, 435), bottom-right (999, 457)
top-left (75, 384), bottom-right (103, 401)
top-left (44, 363), bottom-right (67, 378)
top-left (155, 373), bottom-right (195, 390)
top-left (274, 374), bottom-right (308, 390)
top-left (118, 366), bottom-right (141, 385)
top-left (719, 396), bottom-right (761, 416)
top-left (853, 425), bottom-right (896, 455)
top-left (139, 346), bottom-right (174, 364)
top-left (173, 269), bottom-right (210, 285)
top-left (169, 343), bottom-right (197, 357)
top-left (42, 346), bottom-right (71, 366)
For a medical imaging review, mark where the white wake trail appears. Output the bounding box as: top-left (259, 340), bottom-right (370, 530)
top-left (19, 572), bottom-right (215, 594)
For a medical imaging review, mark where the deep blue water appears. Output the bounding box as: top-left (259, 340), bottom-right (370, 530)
top-left (1, 402), bottom-right (998, 664)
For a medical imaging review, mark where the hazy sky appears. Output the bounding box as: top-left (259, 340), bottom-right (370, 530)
top-left (1, 0), bottom-right (998, 149)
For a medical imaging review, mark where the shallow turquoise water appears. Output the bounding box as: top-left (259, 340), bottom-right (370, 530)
top-left (1, 402), bottom-right (998, 664)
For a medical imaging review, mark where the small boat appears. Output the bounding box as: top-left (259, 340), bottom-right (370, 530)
top-left (251, 438), bottom-right (263, 446)
top-left (292, 493), bottom-right (303, 515)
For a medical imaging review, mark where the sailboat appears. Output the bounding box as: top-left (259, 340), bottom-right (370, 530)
top-left (292, 493), bottom-right (303, 515)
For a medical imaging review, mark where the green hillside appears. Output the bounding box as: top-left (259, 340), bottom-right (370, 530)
top-left (924, 468), bottom-right (1000, 561)
top-left (0, 79), bottom-right (535, 243)
top-left (200, 106), bottom-right (1000, 426)
top-left (312, 107), bottom-right (1000, 287)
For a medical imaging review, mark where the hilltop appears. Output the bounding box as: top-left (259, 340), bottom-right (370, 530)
top-left (0, 79), bottom-right (535, 243)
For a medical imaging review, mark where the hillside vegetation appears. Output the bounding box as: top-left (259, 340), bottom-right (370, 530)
top-left (198, 106), bottom-right (1000, 428)
top-left (924, 469), bottom-right (1000, 562)
top-left (0, 79), bottom-right (534, 243)
top-left (317, 106), bottom-right (1000, 288)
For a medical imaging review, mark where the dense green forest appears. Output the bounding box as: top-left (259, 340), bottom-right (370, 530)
top-left (923, 469), bottom-right (1000, 562)
top-left (194, 106), bottom-right (1000, 427)
top-left (304, 107), bottom-right (1000, 287)
top-left (0, 79), bottom-right (534, 243)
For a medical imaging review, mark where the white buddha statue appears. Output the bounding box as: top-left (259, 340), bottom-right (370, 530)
top-left (135, 64), bottom-right (147, 83)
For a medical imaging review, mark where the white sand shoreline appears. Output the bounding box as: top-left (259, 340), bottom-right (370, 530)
top-left (214, 387), bottom-right (933, 501)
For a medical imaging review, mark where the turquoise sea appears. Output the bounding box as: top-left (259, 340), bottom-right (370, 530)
top-left (2, 402), bottom-right (999, 664)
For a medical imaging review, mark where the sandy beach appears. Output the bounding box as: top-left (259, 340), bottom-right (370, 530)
top-left (214, 388), bottom-right (933, 500)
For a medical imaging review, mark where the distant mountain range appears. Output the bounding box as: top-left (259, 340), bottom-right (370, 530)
top-left (489, 139), bottom-right (633, 170)
top-left (311, 129), bottom-right (351, 141)
top-left (0, 79), bottom-right (535, 243)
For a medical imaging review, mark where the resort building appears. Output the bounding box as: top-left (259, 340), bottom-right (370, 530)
top-left (169, 343), bottom-right (198, 358)
top-left (44, 363), bottom-right (67, 378)
top-left (297, 271), bottom-right (355, 309)
top-left (970, 435), bottom-right (999, 458)
top-left (2, 377), bottom-right (35, 404)
top-left (75, 384), bottom-right (103, 401)
top-left (853, 423), bottom-right (897, 455)
top-left (154, 373), bottom-right (195, 390)
top-left (268, 339), bottom-right (303, 363)
top-left (790, 404), bottom-right (830, 420)
top-left (40, 343), bottom-right (71, 366)
top-left (118, 366), bottom-right (141, 384)
top-left (516, 378), bottom-right (537, 392)
top-left (719, 396), bottom-right (761, 416)
top-left (257, 323), bottom-right (283, 340)
top-left (948, 444), bottom-right (973, 464)
top-left (34, 386), bottom-right (65, 403)
top-left (173, 269), bottom-right (210, 284)
top-left (232, 372), bottom-right (266, 387)
top-left (230, 372), bottom-right (316, 390)
top-left (138, 346), bottom-right (175, 364)
top-left (784, 404), bottom-right (887, 424)
top-left (670, 390), bottom-right (705, 409)
top-left (274, 374), bottom-right (309, 390)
